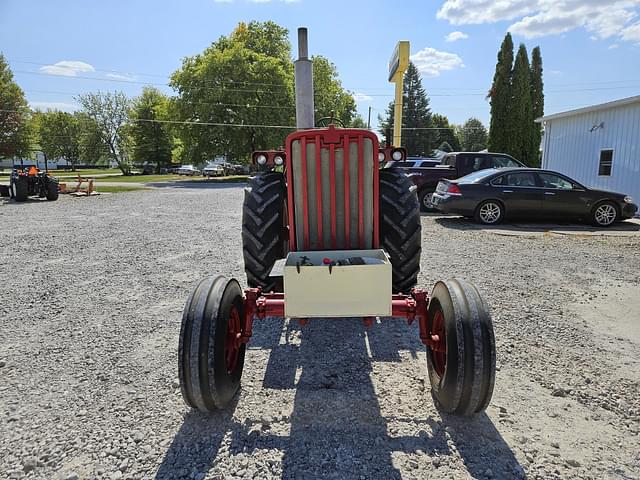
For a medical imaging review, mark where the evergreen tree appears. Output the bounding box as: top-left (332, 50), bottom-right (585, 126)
top-left (130, 87), bottom-right (174, 172)
top-left (378, 62), bottom-right (435, 155)
top-left (530, 46), bottom-right (544, 166)
top-left (488, 33), bottom-right (514, 153)
top-left (0, 54), bottom-right (31, 159)
top-left (510, 44), bottom-right (533, 165)
top-left (460, 117), bottom-right (488, 152)
top-left (432, 113), bottom-right (461, 151)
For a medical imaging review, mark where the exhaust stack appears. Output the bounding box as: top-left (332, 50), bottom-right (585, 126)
top-left (294, 27), bottom-right (314, 130)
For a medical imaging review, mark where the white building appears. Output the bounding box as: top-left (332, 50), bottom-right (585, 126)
top-left (537, 95), bottom-right (640, 209)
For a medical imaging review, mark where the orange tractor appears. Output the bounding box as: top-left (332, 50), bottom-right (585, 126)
top-left (178, 30), bottom-right (495, 416)
top-left (3, 165), bottom-right (59, 202)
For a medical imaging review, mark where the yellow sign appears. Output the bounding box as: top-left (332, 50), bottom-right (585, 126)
top-left (388, 41), bottom-right (409, 147)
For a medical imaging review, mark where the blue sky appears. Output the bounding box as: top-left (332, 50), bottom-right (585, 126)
top-left (1, 0), bottom-right (639, 128)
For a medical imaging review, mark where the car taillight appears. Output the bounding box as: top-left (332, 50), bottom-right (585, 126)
top-left (447, 184), bottom-right (462, 195)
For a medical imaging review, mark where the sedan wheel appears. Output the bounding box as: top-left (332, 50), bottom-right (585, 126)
top-left (475, 201), bottom-right (504, 225)
top-left (592, 202), bottom-right (618, 227)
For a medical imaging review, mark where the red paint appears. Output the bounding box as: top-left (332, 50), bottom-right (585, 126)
top-left (242, 288), bottom-right (433, 347)
top-left (357, 136), bottom-right (364, 249)
top-left (225, 305), bottom-right (242, 374)
top-left (284, 126), bottom-right (380, 251)
top-left (315, 136), bottom-right (323, 248)
top-left (343, 135), bottom-right (351, 248)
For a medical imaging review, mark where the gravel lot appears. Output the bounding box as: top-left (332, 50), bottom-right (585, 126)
top-left (1, 185), bottom-right (639, 480)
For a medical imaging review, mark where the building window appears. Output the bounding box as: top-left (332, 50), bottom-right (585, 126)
top-left (598, 149), bottom-right (613, 176)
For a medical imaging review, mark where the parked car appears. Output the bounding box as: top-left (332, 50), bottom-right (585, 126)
top-left (399, 152), bottom-right (526, 211)
top-left (431, 168), bottom-right (638, 226)
top-left (203, 164), bottom-right (225, 177)
top-left (177, 165), bottom-right (201, 176)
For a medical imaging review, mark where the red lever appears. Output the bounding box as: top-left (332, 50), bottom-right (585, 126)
top-left (323, 257), bottom-right (332, 264)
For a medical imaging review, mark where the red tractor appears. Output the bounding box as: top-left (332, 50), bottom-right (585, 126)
top-left (178, 30), bottom-right (495, 416)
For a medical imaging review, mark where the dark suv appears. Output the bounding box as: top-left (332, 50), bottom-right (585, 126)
top-left (401, 152), bottom-right (525, 210)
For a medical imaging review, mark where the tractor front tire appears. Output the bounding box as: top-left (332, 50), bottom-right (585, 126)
top-left (13, 176), bottom-right (29, 202)
top-left (426, 279), bottom-right (496, 415)
top-left (242, 172), bottom-right (287, 292)
top-left (179, 275), bottom-right (246, 412)
top-left (46, 177), bottom-right (59, 201)
top-left (379, 169), bottom-right (421, 293)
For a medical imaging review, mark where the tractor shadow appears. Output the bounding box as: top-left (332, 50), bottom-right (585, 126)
top-left (157, 319), bottom-right (522, 479)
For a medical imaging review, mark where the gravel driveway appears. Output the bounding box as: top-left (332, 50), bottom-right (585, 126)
top-left (1, 186), bottom-right (638, 480)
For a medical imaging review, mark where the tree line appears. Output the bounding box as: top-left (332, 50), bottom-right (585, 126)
top-left (1, 23), bottom-right (543, 173)
top-left (0, 21), bottom-right (364, 175)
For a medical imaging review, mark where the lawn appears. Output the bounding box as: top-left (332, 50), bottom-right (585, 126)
top-left (93, 174), bottom-right (249, 183)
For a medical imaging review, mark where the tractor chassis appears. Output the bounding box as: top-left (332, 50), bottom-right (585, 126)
top-left (232, 287), bottom-right (443, 356)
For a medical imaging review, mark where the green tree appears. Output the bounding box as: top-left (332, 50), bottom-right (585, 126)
top-left (130, 87), bottom-right (173, 172)
top-left (0, 54), bottom-right (31, 160)
top-left (76, 112), bottom-right (110, 164)
top-left (432, 113), bottom-right (461, 152)
top-left (77, 91), bottom-right (132, 174)
top-left (378, 62), bottom-right (435, 156)
top-left (171, 21), bottom-right (295, 163)
top-left (488, 33), bottom-right (514, 153)
top-left (34, 110), bottom-right (82, 169)
top-left (530, 46), bottom-right (544, 166)
top-left (460, 117), bottom-right (488, 152)
top-left (509, 44), bottom-right (534, 165)
top-left (312, 55), bottom-right (358, 126)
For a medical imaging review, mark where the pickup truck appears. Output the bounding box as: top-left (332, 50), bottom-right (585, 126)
top-left (397, 151), bottom-right (526, 210)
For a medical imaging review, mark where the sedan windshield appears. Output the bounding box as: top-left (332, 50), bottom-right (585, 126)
top-left (457, 169), bottom-right (499, 184)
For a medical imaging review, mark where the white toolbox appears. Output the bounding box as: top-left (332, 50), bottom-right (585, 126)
top-left (283, 249), bottom-right (392, 318)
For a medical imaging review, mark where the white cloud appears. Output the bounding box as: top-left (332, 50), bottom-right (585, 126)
top-left (40, 60), bottom-right (95, 77)
top-left (410, 47), bottom-right (464, 77)
top-left (445, 31), bottom-right (469, 42)
top-left (106, 73), bottom-right (137, 81)
top-left (30, 101), bottom-right (79, 112)
top-left (621, 21), bottom-right (640, 42)
top-left (437, 0), bottom-right (640, 43)
top-left (609, 43), bottom-right (620, 49)
top-left (352, 92), bottom-right (373, 102)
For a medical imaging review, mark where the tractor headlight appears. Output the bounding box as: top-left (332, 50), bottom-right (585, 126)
top-left (624, 196), bottom-right (633, 204)
top-left (256, 154), bottom-right (267, 165)
top-left (378, 152), bottom-right (386, 162)
top-left (274, 155), bottom-right (284, 166)
top-left (391, 149), bottom-right (404, 161)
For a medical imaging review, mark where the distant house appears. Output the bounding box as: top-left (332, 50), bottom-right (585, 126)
top-left (536, 95), bottom-right (640, 211)
top-left (0, 152), bottom-right (70, 170)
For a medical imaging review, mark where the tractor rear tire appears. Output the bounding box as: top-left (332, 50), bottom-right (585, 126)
top-left (426, 279), bottom-right (496, 415)
top-left (13, 176), bottom-right (28, 202)
top-left (379, 169), bottom-right (421, 293)
top-left (46, 177), bottom-right (59, 201)
top-left (179, 275), bottom-right (246, 412)
top-left (242, 172), bottom-right (287, 292)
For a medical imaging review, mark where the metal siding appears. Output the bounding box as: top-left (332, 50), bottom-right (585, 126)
top-left (542, 103), bottom-right (640, 209)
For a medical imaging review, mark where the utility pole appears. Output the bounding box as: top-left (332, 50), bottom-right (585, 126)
top-left (294, 27), bottom-right (314, 130)
top-left (367, 106), bottom-right (372, 129)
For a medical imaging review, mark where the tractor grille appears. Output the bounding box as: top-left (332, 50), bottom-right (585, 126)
top-left (287, 128), bottom-right (378, 251)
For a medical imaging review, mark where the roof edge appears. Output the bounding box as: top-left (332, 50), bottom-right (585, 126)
top-left (536, 95), bottom-right (640, 123)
